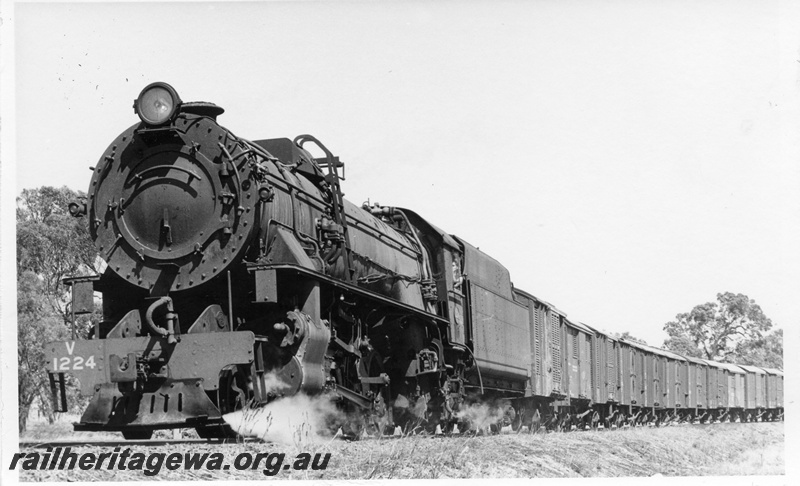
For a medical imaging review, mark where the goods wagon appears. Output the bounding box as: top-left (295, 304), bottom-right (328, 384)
top-left (737, 364), bottom-right (767, 421)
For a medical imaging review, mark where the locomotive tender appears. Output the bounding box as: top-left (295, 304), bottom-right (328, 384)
top-left (46, 83), bottom-right (783, 438)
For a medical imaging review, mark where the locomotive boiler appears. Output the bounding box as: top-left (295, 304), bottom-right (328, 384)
top-left (47, 82), bottom-right (783, 440)
top-left (47, 82), bottom-right (485, 438)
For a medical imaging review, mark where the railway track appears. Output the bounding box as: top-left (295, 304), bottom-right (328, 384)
top-left (20, 416), bottom-right (783, 450)
top-left (18, 438), bottom-right (258, 449)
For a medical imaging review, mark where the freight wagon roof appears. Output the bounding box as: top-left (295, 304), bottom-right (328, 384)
top-left (618, 338), bottom-right (649, 352)
top-left (703, 359), bottom-right (745, 374)
top-left (652, 347), bottom-right (687, 361)
top-left (619, 338), bottom-right (677, 359)
top-left (564, 319), bottom-right (593, 334)
top-left (541, 301), bottom-right (567, 317)
top-left (635, 343), bottom-right (687, 361)
top-left (702, 359), bottom-right (727, 370)
top-left (511, 287), bottom-right (546, 306)
top-left (516, 293), bottom-right (568, 316)
top-left (510, 288), bottom-right (570, 316)
top-left (737, 364), bottom-right (767, 374)
top-left (579, 322), bottom-right (617, 342)
top-left (683, 356), bottom-right (709, 366)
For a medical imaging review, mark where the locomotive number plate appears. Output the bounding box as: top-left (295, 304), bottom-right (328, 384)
top-left (51, 341), bottom-right (97, 371)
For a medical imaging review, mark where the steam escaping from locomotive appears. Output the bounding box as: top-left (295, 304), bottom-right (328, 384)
top-left (223, 394), bottom-right (342, 445)
top-left (222, 372), bottom-right (345, 444)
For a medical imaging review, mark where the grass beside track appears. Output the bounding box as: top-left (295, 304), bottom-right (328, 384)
top-left (17, 421), bottom-right (783, 480)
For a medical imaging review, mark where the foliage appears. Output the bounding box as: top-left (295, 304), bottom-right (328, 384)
top-left (17, 186), bottom-right (97, 316)
top-left (16, 186), bottom-right (99, 432)
top-left (662, 292), bottom-right (779, 367)
top-left (17, 271), bottom-right (72, 432)
top-left (612, 331), bottom-right (647, 345)
top-left (734, 328), bottom-right (783, 369)
top-left (661, 335), bottom-right (704, 359)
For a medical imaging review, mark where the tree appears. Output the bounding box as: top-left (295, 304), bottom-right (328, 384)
top-left (17, 271), bottom-right (73, 432)
top-left (734, 328), bottom-right (783, 369)
top-left (662, 292), bottom-right (776, 364)
top-left (613, 331), bottom-right (647, 345)
top-left (662, 334), bottom-right (704, 359)
top-left (16, 186), bottom-right (99, 432)
top-left (17, 187), bottom-right (97, 317)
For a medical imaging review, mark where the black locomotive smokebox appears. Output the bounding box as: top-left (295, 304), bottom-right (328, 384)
top-left (89, 114), bottom-right (256, 293)
top-left (120, 148), bottom-right (218, 258)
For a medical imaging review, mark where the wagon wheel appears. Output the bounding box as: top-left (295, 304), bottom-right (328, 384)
top-left (558, 412), bottom-right (571, 432)
top-left (196, 365), bottom-right (247, 439)
top-left (614, 412), bottom-right (624, 429)
top-left (541, 410), bottom-right (558, 432)
top-left (511, 406), bottom-right (524, 433)
top-left (590, 411), bottom-right (601, 430)
top-left (528, 408), bottom-right (542, 434)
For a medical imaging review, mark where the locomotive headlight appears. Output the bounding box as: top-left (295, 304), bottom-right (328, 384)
top-left (134, 82), bottom-right (181, 126)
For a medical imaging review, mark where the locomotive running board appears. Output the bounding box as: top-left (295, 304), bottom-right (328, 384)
top-left (247, 263), bottom-right (448, 326)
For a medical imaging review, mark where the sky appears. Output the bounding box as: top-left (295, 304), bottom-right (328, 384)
top-left (1, 1), bottom-right (799, 482)
top-left (4, 0), bottom-right (800, 350)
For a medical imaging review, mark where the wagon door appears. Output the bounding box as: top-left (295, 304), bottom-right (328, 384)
top-left (756, 370), bottom-right (766, 409)
top-left (664, 358), bottom-right (675, 409)
top-left (567, 328), bottom-right (580, 399)
top-left (607, 339), bottom-right (617, 402)
top-left (549, 310), bottom-right (563, 396)
top-left (651, 356), bottom-right (661, 407)
top-left (706, 365), bottom-right (717, 409)
top-left (592, 334), bottom-right (603, 403)
top-left (634, 348), bottom-right (646, 406)
top-left (684, 361), bottom-right (694, 409)
top-left (584, 332), bottom-right (593, 400)
top-left (618, 344), bottom-right (631, 405)
top-left (695, 362), bottom-right (706, 409)
top-left (764, 370), bottom-right (776, 409)
top-left (528, 300), bottom-right (544, 396)
top-left (676, 359), bottom-right (687, 409)
top-left (720, 370), bottom-right (730, 409)
top-left (744, 369), bottom-right (756, 409)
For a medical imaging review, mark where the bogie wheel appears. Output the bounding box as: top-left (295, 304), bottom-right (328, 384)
top-left (122, 429), bottom-right (153, 440)
top-left (511, 407), bottom-right (524, 432)
top-left (591, 411), bottom-right (601, 430)
top-left (528, 408), bottom-right (542, 434)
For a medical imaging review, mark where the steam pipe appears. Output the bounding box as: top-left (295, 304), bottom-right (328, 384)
top-left (145, 296), bottom-right (178, 344)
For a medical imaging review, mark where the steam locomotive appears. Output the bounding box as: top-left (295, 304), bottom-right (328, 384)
top-left (46, 82), bottom-right (783, 439)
